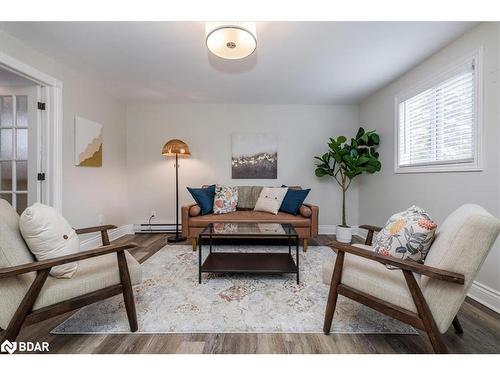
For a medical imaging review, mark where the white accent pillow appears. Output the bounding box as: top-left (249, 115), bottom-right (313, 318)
top-left (19, 203), bottom-right (80, 278)
top-left (254, 187), bottom-right (288, 215)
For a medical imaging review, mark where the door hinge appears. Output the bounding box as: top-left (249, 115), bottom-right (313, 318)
top-left (37, 173), bottom-right (46, 181)
top-left (37, 102), bottom-right (46, 110)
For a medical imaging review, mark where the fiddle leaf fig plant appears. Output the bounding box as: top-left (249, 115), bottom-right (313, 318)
top-left (314, 127), bottom-right (381, 227)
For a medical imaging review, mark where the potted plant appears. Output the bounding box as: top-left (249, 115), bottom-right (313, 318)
top-left (314, 127), bottom-right (381, 243)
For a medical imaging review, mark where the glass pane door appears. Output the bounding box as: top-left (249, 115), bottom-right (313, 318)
top-left (0, 94), bottom-right (29, 214)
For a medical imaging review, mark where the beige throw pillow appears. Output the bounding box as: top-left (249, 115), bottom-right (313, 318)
top-left (254, 187), bottom-right (288, 215)
top-left (19, 203), bottom-right (80, 278)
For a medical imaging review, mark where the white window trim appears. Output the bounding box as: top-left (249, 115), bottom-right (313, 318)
top-left (394, 48), bottom-right (483, 174)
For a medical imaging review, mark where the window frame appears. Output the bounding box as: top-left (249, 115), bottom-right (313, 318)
top-left (394, 48), bottom-right (483, 174)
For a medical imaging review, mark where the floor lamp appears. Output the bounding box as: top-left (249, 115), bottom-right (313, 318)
top-left (162, 139), bottom-right (190, 243)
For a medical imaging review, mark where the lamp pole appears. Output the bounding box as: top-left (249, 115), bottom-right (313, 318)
top-left (162, 139), bottom-right (189, 243)
top-left (168, 152), bottom-right (185, 242)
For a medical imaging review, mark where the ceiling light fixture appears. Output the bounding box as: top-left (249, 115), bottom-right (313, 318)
top-left (205, 22), bottom-right (257, 60)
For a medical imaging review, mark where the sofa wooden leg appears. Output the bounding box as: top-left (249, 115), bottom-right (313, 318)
top-left (191, 238), bottom-right (197, 252)
top-left (303, 238), bottom-right (308, 252)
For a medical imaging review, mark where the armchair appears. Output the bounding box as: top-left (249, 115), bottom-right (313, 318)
top-left (0, 199), bottom-right (142, 342)
top-left (323, 204), bottom-right (500, 353)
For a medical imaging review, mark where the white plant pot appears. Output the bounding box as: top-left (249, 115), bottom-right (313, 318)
top-left (336, 225), bottom-right (352, 243)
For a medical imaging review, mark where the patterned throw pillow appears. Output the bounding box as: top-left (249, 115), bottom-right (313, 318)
top-left (373, 205), bottom-right (437, 264)
top-left (213, 185), bottom-right (238, 214)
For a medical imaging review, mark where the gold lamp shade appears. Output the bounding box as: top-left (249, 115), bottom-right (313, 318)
top-left (162, 139), bottom-right (191, 157)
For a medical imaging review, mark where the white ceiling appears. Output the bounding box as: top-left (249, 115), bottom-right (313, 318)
top-left (0, 22), bottom-right (477, 104)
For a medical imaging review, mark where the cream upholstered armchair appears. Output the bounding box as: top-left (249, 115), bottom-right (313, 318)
top-left (322, 204), bottom-right (500, 353)
top-left (0, 199), bottom-right (142, 341)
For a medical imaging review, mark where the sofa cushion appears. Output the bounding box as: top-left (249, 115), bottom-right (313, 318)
top-left (280, 186), bottom-right (311, 215)
top-left (237, 186), bottom-right (263, 209)
top-left (33, 250), bottom-right (141, 310)
top-left (19, 203), bottom-right (80, 278)
top-left (213, 185), bottom-right (238, 214)
top-left (187, 185), bottom-right (216, 215)
top-left (189, 210), bottom-right (311, 227)
top-left (254, 187), bottom-right (288, 215)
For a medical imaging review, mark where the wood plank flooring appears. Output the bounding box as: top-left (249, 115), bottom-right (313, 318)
top-left (6, 233), bottom-right (500, 354)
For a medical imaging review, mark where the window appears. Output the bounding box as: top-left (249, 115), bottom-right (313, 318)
top-left (395, 51), bottom-right (482, 173)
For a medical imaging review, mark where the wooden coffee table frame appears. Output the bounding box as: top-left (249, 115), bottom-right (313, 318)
top-left (198, 222), bottom-right (300, 284)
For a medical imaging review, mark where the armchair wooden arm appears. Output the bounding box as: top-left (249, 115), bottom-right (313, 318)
top-left (358, 224), bottom-right (383, 245)
top-left (74, 224), bottom-right (117, 246)
top-left (327, 240), bottom-right (464, 285)
top-left (74, 224), bottom-right (116, 235)
top-left (0, 243), bottom-right (138, 279)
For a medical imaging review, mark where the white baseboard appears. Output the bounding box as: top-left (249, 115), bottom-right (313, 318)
top-left (80, 224), bottom-right (134, 250)
top-left (468, 281), bottom-right (500, 314)
top-left (319, 225), bottom-right (336, 235)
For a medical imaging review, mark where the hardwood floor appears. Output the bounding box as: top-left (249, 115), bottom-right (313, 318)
top-left (6, 233), bottom-right (500, 354)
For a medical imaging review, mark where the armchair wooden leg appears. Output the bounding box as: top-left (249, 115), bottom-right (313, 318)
top-left (191, 238), bottom-right (197, 252)
top-left (323, 251), bottom-right (345, 334)
top-left (117, 251), bottom-right (138, 332)
top-left (5, 270), bottom-right (49, 342)
top-left (303, 238), bottom-right (308, 252)
top-left (452, 316), bottom-right (464, 334)
top-left (403, 270), bottom-right (448, 354)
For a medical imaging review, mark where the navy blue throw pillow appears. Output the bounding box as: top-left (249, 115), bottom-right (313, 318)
top-left (187, 185), bottom-right (216, 215)
top-left (280, 185), bottom-right (311, 215)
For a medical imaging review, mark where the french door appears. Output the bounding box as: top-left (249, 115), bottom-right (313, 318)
top-left (0, 86), bottom-right (41, 214)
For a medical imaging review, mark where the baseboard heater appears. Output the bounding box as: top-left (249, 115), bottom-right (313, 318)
top-left (134, 223), bottom-right (181, 234)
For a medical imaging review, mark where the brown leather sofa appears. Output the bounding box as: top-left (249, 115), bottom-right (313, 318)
top-left (181, 186), bottom-right (319, 252)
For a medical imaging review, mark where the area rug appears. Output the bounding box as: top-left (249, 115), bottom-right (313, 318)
top-left (52, 245), bottom-right (416, 334)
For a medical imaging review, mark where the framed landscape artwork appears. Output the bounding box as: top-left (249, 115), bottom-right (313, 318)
top-left (231, 133), bottom-right (277, 179)
top-left (74, 116), bottom-right (103, 167)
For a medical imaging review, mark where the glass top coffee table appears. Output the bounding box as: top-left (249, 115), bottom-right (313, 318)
top-left (198, 222), bottom-right (300, 284)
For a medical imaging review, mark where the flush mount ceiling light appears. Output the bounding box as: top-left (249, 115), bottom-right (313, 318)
top-left (205, 22), bottom-right (257, 60)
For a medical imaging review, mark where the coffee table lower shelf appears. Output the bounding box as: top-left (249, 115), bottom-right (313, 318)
top-left (200, 252), bottom-right (298, 283)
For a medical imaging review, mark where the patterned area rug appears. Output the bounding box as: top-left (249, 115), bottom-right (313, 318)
top-left (52, 245), bottom-right (416, 334)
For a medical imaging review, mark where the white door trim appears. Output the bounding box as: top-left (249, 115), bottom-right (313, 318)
top-left (0, 50), bottom-right (63, 212)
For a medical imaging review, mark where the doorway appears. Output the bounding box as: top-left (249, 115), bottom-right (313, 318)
top-left (0, 68), bottom-right (42, 214)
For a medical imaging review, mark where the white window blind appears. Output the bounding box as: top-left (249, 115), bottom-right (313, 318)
top-left (397, 59), bottom-right (476, 170)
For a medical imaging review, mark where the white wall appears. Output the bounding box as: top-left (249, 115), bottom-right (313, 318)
top-left (359, 23), bottom-right (500, 309)
top-left (126, 104), bottom-right (360, 230)
top-left (0, 30), bottom-right (129, 230)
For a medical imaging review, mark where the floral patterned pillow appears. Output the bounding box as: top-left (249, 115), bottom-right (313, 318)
top-left (213, 185), bottom-right (238, 214)
top-left (373, 205), bottom-right (437, 264)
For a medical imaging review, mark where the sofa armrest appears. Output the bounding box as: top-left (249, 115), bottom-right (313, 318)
top-left (181, 203), bottom-right (198, 238)
top-left (302, 203), bottom-right (319, 237)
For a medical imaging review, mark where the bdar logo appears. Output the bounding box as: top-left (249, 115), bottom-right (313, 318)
top-left (1, 340), bottom-right (17, 354)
